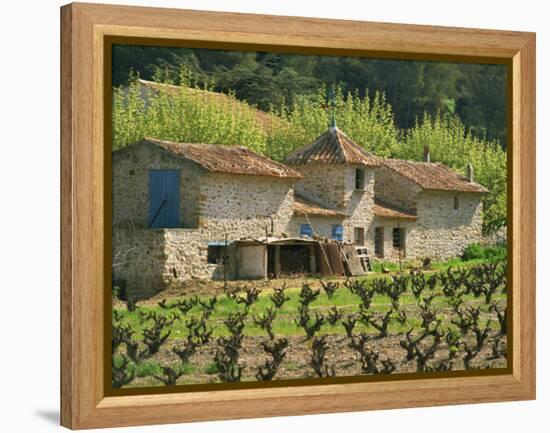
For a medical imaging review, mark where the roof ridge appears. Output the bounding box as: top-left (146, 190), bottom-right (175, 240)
top-left (135, 138), bottom-right (302, 179)
top-left (284, 127), bottom-right (380, 166)
top-left (381, 157), bottom-right (488, 193)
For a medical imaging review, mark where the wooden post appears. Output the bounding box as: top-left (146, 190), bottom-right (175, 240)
top-left (309, 244), bottom-right (317, 275)
top-left (223, 232), bottom-right (228, 291)
top-left (263, 245), bottom-right (268, 280)
top-left (274, 245), bottom-right (281, 277)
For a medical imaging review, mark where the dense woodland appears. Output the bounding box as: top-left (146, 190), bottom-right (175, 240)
top-left (113, 46), bottom-right (507, 146)
top-left (112, 45), bottom-right (507, 234)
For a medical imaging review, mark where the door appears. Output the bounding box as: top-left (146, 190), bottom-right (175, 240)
top-left (354, 227), bottom-right (365, 245)
top-left (148, 169), bottom-right (180, 228)
top-left (374, 227), bottom-right (384, 257)
top-left (238, 245), bottom-right (267, 279)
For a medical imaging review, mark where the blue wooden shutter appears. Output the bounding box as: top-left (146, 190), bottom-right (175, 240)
top-left (148, 170), bottom-right (180, 228)
top-left (300, 224), bottom-right (313, 237)
top-left (332, 224), bottom-right (343, 241)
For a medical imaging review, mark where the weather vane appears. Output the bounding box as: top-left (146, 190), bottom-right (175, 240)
top-left (321, 85), bottom-right (338, 129)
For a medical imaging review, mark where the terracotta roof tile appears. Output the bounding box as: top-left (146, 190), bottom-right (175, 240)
top-left (285, 127), bottom-right (381, 166)
top-left (374, 200), bottom-right (417, 220)
top-left (382, 159), bottom-right (488, 193)
top-left (293, 193), bottom-right (347, 218)
top-left (141, 138), bottom-right (302, 179)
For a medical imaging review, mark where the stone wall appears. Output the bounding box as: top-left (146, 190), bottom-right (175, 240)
top-left (289, 165), bottom-right (376, 245)
top-left (112, 229), bottom-right (166, 298)
top-left (406, 191), bottom-right (484, 260)
top-left (112, 162), bottom-right (298, 297)
top-left (288, 215), bottom-right (344, 239)
top-left (366, 217), bottom-right (416, 261)
top-left (374, 165), bottom-right (422, 211)
top-left (342, 166), bottom-right (376, 245)
top-left (198, 172), bottom-right (296, 240)
top-left (290, 164), bottom-right (348, 208)
top-left (481, 225), bottom-right (507, 246)
top-left (112, 228), bottom-right (236, 298)
top-left (112, 142), bottom-right (203, 229)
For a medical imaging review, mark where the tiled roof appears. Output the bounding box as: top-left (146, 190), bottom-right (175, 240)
top-left (285, 127), bottom-right (381, 166)
top-left (374, 200), bottom-right (417, 220)
top-left (382, 159), bottom-right (489, 193)
top-left (140, 138), bottom-right (302, 179)
top-left (293, 193), bottom-right (347, 218)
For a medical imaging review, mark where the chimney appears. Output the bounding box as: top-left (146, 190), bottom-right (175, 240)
top-left (466, 163), bottom-right (474, 182)
top-left (423, 145), bottom-right (430, 162)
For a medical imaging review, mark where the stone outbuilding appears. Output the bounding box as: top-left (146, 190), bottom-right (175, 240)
top-left (112, 127), bottom-right (488, 297)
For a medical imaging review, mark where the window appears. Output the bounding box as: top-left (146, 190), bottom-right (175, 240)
top-left (300, 224), bottom-right (313, 238)
top-left (354, 227), bottom-right (365, 245)
top-left (207, 245), bottom-right (227, 264)
top-left (332, 224), bottom-right (344, 241)
top-left (374, 227), bottom-right (384, 257)
top-left (392, 227), bottom-right (405, 249)
top-left (355, 168), bottom-right (365, 190)
top-left (454, 195), bottom-right (459, 210)
top-left (148, 169), bottom-right (180, 228)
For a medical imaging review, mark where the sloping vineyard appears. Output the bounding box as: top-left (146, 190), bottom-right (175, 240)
top-left (112, 262), bottom-right (507, 388)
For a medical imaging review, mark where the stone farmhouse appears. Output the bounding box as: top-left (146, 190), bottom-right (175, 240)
top-left (112, 126), bottom-right (487, 297)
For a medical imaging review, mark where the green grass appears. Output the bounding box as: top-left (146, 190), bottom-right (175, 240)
top-left (114, 259), bottom-right (506, 340)
top-left (204, 362), bottom-right (219, 375)
top-left (130, 360), bottom-right (196, 378)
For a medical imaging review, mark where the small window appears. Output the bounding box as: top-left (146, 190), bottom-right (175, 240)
top-left (355, 169), bottom-right (365, 190)
top-left (392, 227), bottom-right (405, 249)
top-left (354, 227), bottom-right (365, 245)
top-left (207, 245), bottom-right (226, 264)
top-left (374, 227), bottom-right (384, 257)
top-left (300, 224), bottom-right (313, 238)
top-left (454, 195), bottom-right (459, 210)
top-left (332, 224), bottom-right (344, 241)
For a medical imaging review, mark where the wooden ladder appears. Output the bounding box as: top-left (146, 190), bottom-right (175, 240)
top-left (355, 246), bottom-right (372, 272)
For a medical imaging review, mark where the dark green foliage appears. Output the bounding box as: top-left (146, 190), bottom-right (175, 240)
top-left (154, 365), bottom-right (184, 386)
top-left (112, 355), bottom-right (135, 388)
top-left (462, 243), bottom-right (507, 261)
top-left (112, 46), bottom-right (507, 145)
top-left (113, 48), bottom-right (507, 234)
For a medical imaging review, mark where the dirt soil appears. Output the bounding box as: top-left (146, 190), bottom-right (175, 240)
top-left (127, 332), bottom-right (507, 387)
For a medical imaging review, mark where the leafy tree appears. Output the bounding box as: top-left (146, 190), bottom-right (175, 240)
top-left (399, 113), bottom-right (506, 233)
top-left (112, 68), bottom-right (506, 234)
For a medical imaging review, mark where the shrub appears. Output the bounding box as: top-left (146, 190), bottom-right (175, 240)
top-left (461, 243), bottom-right (485, 261)
top-left (462, 243), bottom-right (506, 261)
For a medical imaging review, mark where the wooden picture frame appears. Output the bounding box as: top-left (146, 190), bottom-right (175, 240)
top-left (60, 2), bottom-right (535, 429)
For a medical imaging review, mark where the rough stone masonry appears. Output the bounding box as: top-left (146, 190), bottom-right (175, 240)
top-left (112, 128), bottom-right (488, 297)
